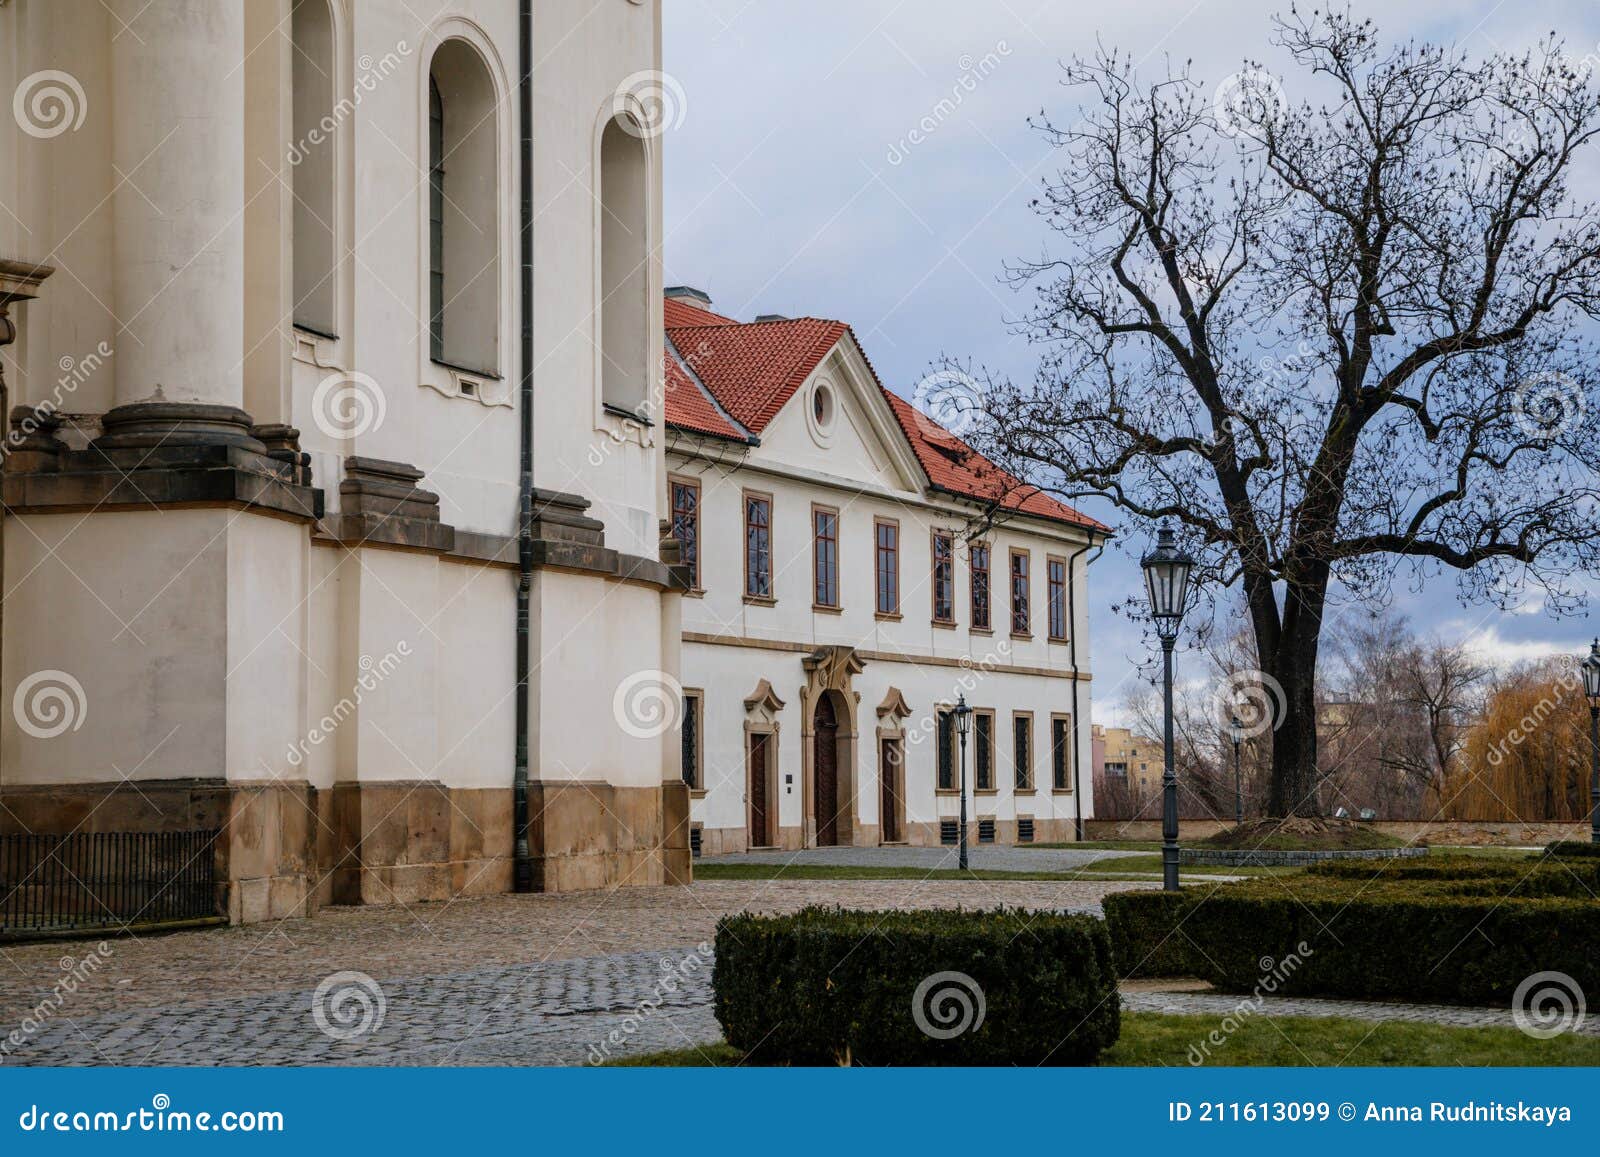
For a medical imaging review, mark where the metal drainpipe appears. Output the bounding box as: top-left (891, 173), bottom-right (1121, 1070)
top-left (512, 0), bottom-right (534, 893)
top-left (1067, 532), bottom-right (1104, 841)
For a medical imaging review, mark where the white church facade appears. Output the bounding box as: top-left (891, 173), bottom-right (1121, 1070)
top-left (661, 290), bottom-right (1106, 855)
top-left (0, 0), bottom-right (691, 925)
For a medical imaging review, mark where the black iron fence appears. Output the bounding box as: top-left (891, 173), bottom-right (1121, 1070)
top-left (0, 830), bottom-right (220, 938)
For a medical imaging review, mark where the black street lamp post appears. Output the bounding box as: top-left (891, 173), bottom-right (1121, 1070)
top-left (1230, 715), bottom-right (1244, 825)
top-left (1583, 641), bottom-right (1600, 845)
top-left (955, 695), bottom-right (973, 871)
top-left (1141, 525), bottom-right (1195, 893)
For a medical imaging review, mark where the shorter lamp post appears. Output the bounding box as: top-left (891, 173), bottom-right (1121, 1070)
top-left (1583, 641), bottom-right (1600, 845)
top-left (1141, 525), bottom-right (1195, 892)
top-left (955, 695), bottom-right (973, 871)
top-left (1230, 715), bottom-right (1244, 825)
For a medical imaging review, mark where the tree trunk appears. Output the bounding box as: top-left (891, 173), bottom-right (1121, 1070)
top-left (1266, 660), bottom-right (1321, 815)
top-left (1258, 577), bottom-right (1328, 818)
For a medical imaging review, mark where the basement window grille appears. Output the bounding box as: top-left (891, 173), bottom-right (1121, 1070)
top-left (1, 830), bottom-right (221, 940)
top-left (1017, 818), bottom-right (1035, 843)
top-left (690, 826), bottom-right (703, 858)
top-left (978, 819), bottom-right (996, 844)
top-left (940, 819), bottom-right (959, 846)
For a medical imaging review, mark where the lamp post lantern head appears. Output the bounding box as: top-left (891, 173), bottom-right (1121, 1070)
top-left (954, 693), bottom-right (973, 738)
top-left (1230, 715), bottom-right (1243, 748)
top-left (1141, 524), bottom-right (1195, 642)
top-left (1584, 640), bottom-right (1600, 707)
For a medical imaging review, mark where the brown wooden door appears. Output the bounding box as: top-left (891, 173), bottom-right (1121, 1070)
top-left (814, 696), bottom-right (839, 846)
top-left (749, 732), bottom-right (770, 847)
top-left (880, 738), bottom-right (901, 843)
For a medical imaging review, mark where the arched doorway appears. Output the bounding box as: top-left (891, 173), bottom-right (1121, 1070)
top-left (801, 647), bottom-right (863, 847)
top-left (814, 693), bottom-right (841, 846)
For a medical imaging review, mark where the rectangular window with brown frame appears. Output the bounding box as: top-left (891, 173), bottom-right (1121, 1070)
top-left (744, 492), bottom-right (772, 600)
top-left (813, 505), bottom-right (839, 609)
top-left (936, 708), bottom-right (956, 791)
top-left (1010, 549), bottom-right (1030, 636)
top-left (669, 478), bottom-right (700, 590)
top-left (931, 529), bottom-right (955, 625)
top-left (1051, 713), bottom-right (1072, 792)
top-left (1047, 556), bottom-right (1067, 641)
top-left (681, 690), bottom-right (704, 790)
top-left (970, 542), bottom-right (991, 630)
top-left (1013, 711), bottom-right (1034, 791)
top-left (974, 709), bottom-right (994, 791)
top-left (875, 518), bottom-right (900, 616)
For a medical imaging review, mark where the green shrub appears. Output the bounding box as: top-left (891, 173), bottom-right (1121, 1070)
top-left (1306, 855), bottom-right (1530, 881)
top-left (1102, 889), bottom-right (1206, 977)
top-left (712, 906), bottom-right (1120, 1065)
top-left (1545, 840), bottom-right (1600, 859)
top-left (1113, 872), bottom-right (1600, 1005)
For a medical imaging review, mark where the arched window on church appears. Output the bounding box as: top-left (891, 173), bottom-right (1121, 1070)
top-left (427, 40), bottom-right (499, 375)
top-left (291, 0), bottom-right (336, 336)
top-left (599, 116), bottom-right (649, 416)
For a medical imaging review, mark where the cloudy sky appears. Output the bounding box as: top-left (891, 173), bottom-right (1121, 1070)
top-left (662, 0), bottom-right (1600, 725)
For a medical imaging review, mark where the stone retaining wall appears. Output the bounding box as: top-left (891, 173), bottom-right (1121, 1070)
top-left (1178, 846), bottom-right (1432, 867)
top-left (1086, 819), bottom-right (1586, 846)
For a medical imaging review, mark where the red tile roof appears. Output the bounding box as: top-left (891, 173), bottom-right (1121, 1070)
top-left (880, 391), bottom-right (1108, 532)
top-left (662, 336), bottom-right (751, 442)
top-left (661, 295), bottom-right (1107, 533)
top-left (664, 295), bottom-right (740, 328)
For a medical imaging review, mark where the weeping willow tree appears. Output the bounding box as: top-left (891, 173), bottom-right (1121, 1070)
top-left (1449, 661), bottom-right (1588, 821)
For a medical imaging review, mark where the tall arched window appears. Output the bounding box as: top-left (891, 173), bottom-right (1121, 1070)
top-left (599, 116), bottom-right (649, 415)
top-left (291, 0), bottom-right (336, 335)
top-left (427, 40), bottom-right (499, 375)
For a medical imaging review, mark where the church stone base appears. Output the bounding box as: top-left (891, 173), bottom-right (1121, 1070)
top-left (1, 777), bottom-right (693, 927)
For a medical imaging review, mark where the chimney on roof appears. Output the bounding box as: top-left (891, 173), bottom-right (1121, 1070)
top-left (665, 285), bottom-right (713, 311)
top-left (754, 313), bottom-right (789, 323)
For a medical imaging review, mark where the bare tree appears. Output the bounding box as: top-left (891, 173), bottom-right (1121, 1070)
top-left (980, 10), bottom-right (1600, 814)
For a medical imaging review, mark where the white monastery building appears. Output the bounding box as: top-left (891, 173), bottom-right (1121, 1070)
top-left (0, 0), bottom-right (1104, 932)
top-left (661, 290), bottom-right (1107, 854)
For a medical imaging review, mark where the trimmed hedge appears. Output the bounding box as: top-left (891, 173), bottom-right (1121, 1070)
top-left (712, 906), bottom-right (1120, 1065)
top-left (1101, 888), bottom-right (1207, 978)
top-left (1546, 840), bottom-right (1600, 859)
top-left (1104, 869), bottom-right (1600, 1005)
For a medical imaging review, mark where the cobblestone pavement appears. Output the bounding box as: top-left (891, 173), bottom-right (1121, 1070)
top-left (705, 846), bottom-right (1143, 871)
top-left (1121, 988), bottom-right (1600, 1035)
top-left (0, 878), bottom-right (1142, 1066)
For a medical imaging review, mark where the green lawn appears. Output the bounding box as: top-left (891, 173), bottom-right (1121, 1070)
top-left (690, 860), bottom-right (1279, 883)
top-left (610, 1013), bottom-right (1600, 1067)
